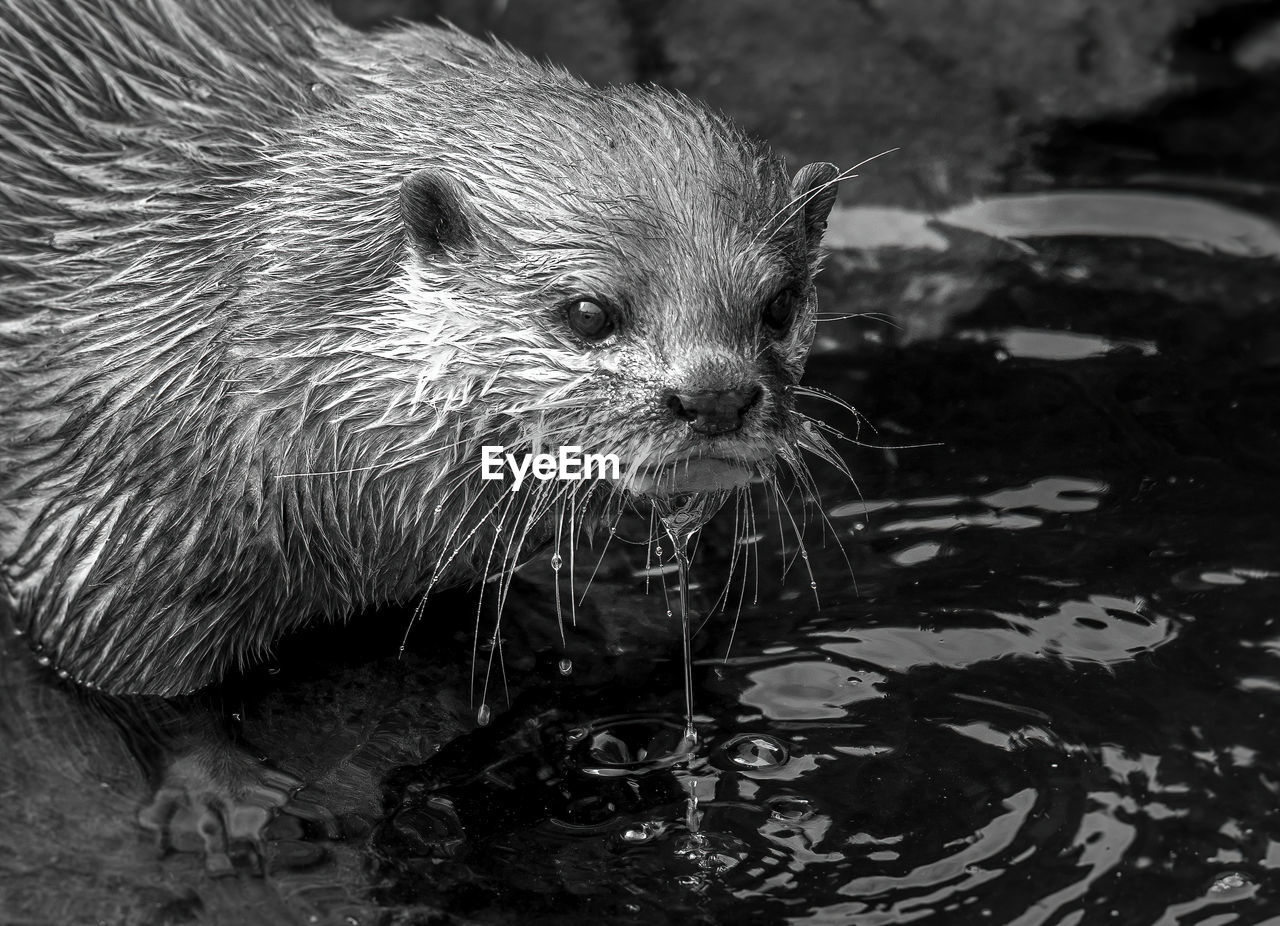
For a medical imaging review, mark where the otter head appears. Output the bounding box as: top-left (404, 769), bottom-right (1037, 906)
top-left (392, 86), bottom-right (841, 513)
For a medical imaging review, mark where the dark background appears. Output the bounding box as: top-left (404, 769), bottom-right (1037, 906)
top-left (329, 0), bottom-right (1280, 209)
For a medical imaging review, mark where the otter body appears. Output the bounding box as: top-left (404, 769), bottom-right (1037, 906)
top-left (1, 0), bottom-right (841, 696)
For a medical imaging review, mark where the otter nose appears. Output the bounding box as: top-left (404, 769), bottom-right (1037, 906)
top-left (667, 386), bottom-right (762, 436)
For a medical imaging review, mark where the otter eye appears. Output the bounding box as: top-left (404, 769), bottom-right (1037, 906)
top-left (762, 288), bottom-right (799, 336)
top-left (565, 299), bottom-right (614, 341)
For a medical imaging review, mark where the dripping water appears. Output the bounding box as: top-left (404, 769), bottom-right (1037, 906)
top-left (652, 489), bottom-right (730, 744)
top-left (652, 490), bottom-right (731, 840)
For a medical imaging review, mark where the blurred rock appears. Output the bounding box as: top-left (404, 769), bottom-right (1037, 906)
top-left (327, 0), bottom-right (1237, 209)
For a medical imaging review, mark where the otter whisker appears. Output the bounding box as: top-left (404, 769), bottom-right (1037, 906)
top-left (552, 494), bottom-right (566, 646)
top-left (567, 486), bottom-right (580, 628)
top-left (746, 488), bottom-right (761, 610)
top-left (762, 477), bottom-right (791, 581)
top-left (794, 391), bottom-right (868, 446)
top-left (481, 477), bottom-right (578, 707)
top-left (798, 409), bottom-right (941, 454)
top-left (778, 444), bottom-right (859, 591)
top-left (644, 501), bottom-right (658, 595)
top-left (793, 384), bottom-right (865, 423)
top-left (576, 501), bottom-right (624, 606)
top-left (473, 485), bottom-right (536, 709)
top-left (794, 416), bottom-right (856, 470)
top-left (704, 485), bottom-right (747, 618)
top-left (425, 482), bottom-right (510, 594)
top-left (728, 487), bottom-right (751, 617)
top-left (816, 310), bottom-right (903, 330)
top-left (768, 476), bottom-right (821, 609)
top-left (710, 488), bottom-right (754, 661)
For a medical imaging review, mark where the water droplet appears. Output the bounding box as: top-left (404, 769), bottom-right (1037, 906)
top-left (655, 544), bottom-right (663, 558)
top-left (1208, 871), bottom-right (1253, 896)
top-left (36, 655), bottom-right (51, 667)
top-left (722, 733), bottom-right (788, 770)
top-left (550, 553), bottom-right (563, 570)
top-left (766, 795), bottom-right (815, 822)
top-left (558, 657), bottom-right (573, 676)
top-left (809, 580), bottom-right (818, 589)
top-left (55, 669), bottom-right (69, 680)
top-left (433, 504), bottom-right (443, 515)
top-left (609, 527), bottom-right (616, 535)
top-left (666, 610), bottom-right (674, 618)
top-left (476, 703), bottom-right (491, 726)
top-left (620, 821), bottom-right (660, 843)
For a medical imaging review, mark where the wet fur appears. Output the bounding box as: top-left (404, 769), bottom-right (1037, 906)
top-left (0, 0), bottom-right (842, 696)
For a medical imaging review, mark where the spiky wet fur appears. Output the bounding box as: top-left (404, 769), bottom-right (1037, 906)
top-left (0, 0), bottom-right (846, 696)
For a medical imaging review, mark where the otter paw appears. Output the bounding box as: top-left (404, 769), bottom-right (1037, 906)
top-left (137, 750), bottom-right (324, 876)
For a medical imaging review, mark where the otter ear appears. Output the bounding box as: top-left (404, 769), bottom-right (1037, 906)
top-left (790, 162), bottom-right (840, 250)
top-left (400, 169), bottom-right (475, 257)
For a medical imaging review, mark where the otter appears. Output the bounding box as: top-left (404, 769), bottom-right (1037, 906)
top-left (0, 0), bottom-right (843, 864)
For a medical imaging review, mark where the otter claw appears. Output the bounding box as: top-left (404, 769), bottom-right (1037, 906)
top-left (137, 750), bottom-right (314, 875)
top-left (137, 785), bottom-right (184, 855)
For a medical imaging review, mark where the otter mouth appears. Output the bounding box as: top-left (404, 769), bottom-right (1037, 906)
top-left (627, 455), bottom-right (765, 497)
